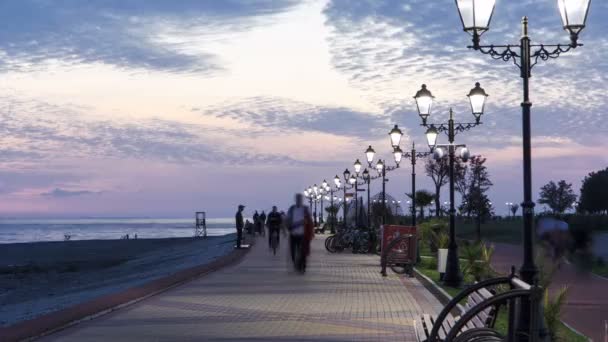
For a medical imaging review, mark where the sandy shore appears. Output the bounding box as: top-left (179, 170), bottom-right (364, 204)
top-left (0, 234), bottom-right (236, 327)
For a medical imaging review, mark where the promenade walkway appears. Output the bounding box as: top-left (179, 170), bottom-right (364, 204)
top-left (492, 243), bottom-right (606, 341)
top-left (43, 236), bottom-right (442, 341)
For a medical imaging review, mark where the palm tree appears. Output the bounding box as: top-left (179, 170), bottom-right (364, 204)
top-left (407, 190), bottom-right (435, 221)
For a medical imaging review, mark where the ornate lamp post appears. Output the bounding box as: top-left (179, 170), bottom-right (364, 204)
top-left (333, 175), bottom-right (342, 228)
top-left (362, 168), bottom-right (371, 227)
top-left (388, 124), bottom-right (433, 227)
top-left (365, 145), bottom-right (399, 225)
top-left (413, 82), bottom-right (487, 288)
top-left (343, 169), bottom-right (351, 225)
top-left (454, 1), bottom-right (591, 338)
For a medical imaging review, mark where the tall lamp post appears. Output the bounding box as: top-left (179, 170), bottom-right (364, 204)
top-left (388, 124), bottom-right (433, 227)
top-left (333, 175), bottom-right (342, 227)
top-left (343, 169), bottom-right (351, 226)
top-left (365, 145), bottom-right (400, 225)
top-left (413, 82), bottom-right (488, 288)
top-left (454, 1), bottom-right (591, 338)
top-left (323, 179), bottom-right (336, 233)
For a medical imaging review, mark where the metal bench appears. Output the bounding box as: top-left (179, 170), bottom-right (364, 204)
top-left (415, 268), bottom-right (542, 342)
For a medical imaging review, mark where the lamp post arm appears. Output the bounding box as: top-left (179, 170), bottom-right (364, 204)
top-left (422, 121), bottom-right (482, 137)
top-left (473, 42), bottom-right (580, 73)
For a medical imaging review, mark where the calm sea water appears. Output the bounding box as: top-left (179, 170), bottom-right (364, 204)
top-left (0, 218), bottom-right (237, 244)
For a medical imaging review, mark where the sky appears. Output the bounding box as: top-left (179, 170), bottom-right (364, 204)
top-left (0, 0), bottom-right (606, 218)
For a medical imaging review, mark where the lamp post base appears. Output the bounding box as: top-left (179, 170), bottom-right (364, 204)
top-left (442, 245), bottom-right (463, 288)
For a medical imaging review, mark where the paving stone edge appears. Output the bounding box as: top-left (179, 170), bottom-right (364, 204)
top-left (0, 238), bottom-right (254, 342)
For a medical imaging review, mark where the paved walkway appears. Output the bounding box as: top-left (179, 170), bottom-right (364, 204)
top-left (492, 243), bottom-right (607, 341)
top-left (43, 236), bottom-right (441, 341)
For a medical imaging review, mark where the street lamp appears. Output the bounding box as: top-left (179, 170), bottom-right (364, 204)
top-left (343, 169), bottom-right (351, 225)
top-left (455, 1), bottom-right (591, 337)
top-left (368, 155), bottom-right (399, 225)
top-left (365, 145), bottom-right (375, 165)
top-left (389, 125), bottom-right (403, 148)
top-left (389, 124), bottom-right (433, 228)
top-left (413, 83), bottom-right (487, 288)
top-left (353, 159), bottom-right (363, 226)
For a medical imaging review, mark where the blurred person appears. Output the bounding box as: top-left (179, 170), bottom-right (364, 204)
top-left (235, 205), bottom-right (245, 248)
top-left (253, 211), bottom-right (260, 235)
top-left (286, 194), bottom-right (314, 273)
top-left (260, 211), bottom-right (267, 236)
top-left (266, 206), bottom-right (283, 249)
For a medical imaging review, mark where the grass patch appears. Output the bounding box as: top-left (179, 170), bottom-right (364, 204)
top-left (592, 259), bottom-right (608, 278)
top-left (456, 218), bottom-right (523, 244)
top-left (415, 256), bottom-right (588, 341)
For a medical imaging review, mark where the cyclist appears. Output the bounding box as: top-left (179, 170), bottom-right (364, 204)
top-left (286, 193), bottom-right (314, 272)
top-left (266, 206), bottom-right (283, 250)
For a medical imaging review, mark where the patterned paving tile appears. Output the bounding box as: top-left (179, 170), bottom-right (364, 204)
top-left (43, 235), bottom-right (441, 342)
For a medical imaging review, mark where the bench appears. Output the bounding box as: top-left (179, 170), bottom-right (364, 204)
top-left (414, 268), bottom-right (541, 342)
top-left (381, 234), bottom-right (416, 276)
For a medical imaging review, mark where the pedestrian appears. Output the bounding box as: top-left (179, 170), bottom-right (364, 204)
top-left (260, 211), bottom-right (267, 236)
top-left (235, 205), bottom-right (245, 248)
top-left (266, 206), bottom-right (283, 249)
top-left (286, 193), bottom-right (314, 273)
top-left (245, 219), bottom-right (253, 235)
top-left (253, 211), bottom-right (260, 235)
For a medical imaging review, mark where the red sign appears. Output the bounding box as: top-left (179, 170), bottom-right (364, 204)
top-left (381, 225), bottom-right (417, 255)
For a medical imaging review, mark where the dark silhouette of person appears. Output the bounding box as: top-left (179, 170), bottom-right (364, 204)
top-left (253, 211), bottom-right (260, 235)
top-left (260, 211), bottom-right (267, 236)
top-left (235, 205), bottom-right (245, 248)
top-left (266, 206), bottom-right (283, 248)
top-left (286, 194), bottom-right (314, 273)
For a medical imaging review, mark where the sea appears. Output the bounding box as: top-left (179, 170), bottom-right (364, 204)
top-left (0, 218), bottom-right (237, 244)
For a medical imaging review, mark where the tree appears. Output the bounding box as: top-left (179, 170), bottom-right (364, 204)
top-left (425, 157), bottom-right (466, 217)
top-left (510, 204), bottom-right (519, 217)
top-left (538, 180), bottom-right (577, 215)
top-left (457, 156), bottom-right (494, 241)
top-left (579, 167), bottom-right (608, 214)
top-left (407, 190), bottom-right (434, 221)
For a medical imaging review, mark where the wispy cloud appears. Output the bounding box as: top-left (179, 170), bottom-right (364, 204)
top-left (200, 96), bottom-right (391, 139)
top-left (41, 188), bottom-right (102, 198)
top-left (0, 0), bottom-right (299, 73)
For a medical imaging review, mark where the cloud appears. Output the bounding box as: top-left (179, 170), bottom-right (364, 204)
top-left (41, 188), bottom-right (102, 198)
top-left (0, 95), bottom-right (304, 166)
top-left (0, 0), bottom-right (299, 73)
top-left (322, 0), bottom-right (608, 144)
top-left (200, 97), bottom-right (391, 139)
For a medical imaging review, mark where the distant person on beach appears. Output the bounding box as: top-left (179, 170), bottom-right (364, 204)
top-left (260, 211), bottom-right (267, 236)
top-left (286, 194), bottom-right (314, 273)
top-left (253, 211), bottom-right (260, 235)
top-left (235, 205), bottom-right (245, 248)
top-left (266, 206), bottom-right (283, 248)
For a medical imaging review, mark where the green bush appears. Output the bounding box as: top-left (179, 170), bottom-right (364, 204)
top-left (461, 241), bottom-right (495, 282)
top-left (419, 218), bottom-right (448, 252)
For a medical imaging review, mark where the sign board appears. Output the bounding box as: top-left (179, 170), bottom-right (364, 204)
top-left (381, 225), bottom-right (417, 254)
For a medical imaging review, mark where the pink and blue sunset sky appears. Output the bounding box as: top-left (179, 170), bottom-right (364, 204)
top-left (0, 0), bottom-right (606, 218)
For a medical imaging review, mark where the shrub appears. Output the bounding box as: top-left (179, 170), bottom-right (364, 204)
top-left (544, 286), bottom-right (569, 341)
top-left (419, 218), bottom-right (448, 252)
top-left (461, 241), bottom-right (495, 282)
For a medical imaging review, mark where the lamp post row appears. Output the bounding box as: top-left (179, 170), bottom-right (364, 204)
top-left (453, 0), bottom-right (591, 339)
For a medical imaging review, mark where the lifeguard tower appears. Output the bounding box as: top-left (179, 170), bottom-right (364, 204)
top-left (195, 212), bottom-right (207, 238)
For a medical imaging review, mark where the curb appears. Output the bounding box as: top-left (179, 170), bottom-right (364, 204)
top-left (413, 265), bottom-right (591, 341)
top-left (0, 239), bottom-right (253, 342)
top-left (412, 267), bottom-right (465, 316)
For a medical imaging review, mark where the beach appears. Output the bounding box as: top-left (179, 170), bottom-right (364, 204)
top-left (0, 234), bottom-right (236, 327)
